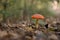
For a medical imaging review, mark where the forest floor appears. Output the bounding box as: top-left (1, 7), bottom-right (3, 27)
top-left (0, 21), bottom-right (59, 40)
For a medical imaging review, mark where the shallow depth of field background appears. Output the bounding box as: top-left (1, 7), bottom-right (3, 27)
top-left (0, 0), bottom-right (60, 40)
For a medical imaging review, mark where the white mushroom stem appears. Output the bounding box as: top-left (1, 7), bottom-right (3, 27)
top-left (36, 19), bottom-right (39, 29)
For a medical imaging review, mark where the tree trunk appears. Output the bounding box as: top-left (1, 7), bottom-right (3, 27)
top-left (23, 0), bottom-right (27, 21)
top-left (29, 0), bottom-right (35, 22)
top-left (2, 0), bottom-right (8, 23)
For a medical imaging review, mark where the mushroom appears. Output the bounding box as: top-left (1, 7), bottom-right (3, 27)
top-left (32, 14), bottom-right (44, 29)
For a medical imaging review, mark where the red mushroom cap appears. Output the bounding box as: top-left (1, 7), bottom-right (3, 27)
top-left (32, 14), bottom-right (44, 19)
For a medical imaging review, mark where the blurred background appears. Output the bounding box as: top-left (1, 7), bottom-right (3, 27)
top-left (0, 0), bottom-right (60, 23)
top-left (0, 0), bottom-right (60, 40)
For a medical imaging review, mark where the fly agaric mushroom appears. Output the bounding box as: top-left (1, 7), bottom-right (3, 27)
top-left (32, 14), bottom-right (44, 29)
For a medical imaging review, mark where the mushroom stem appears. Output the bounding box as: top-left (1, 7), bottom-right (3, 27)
top-left (36, 19), bottom-right (39, 29)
